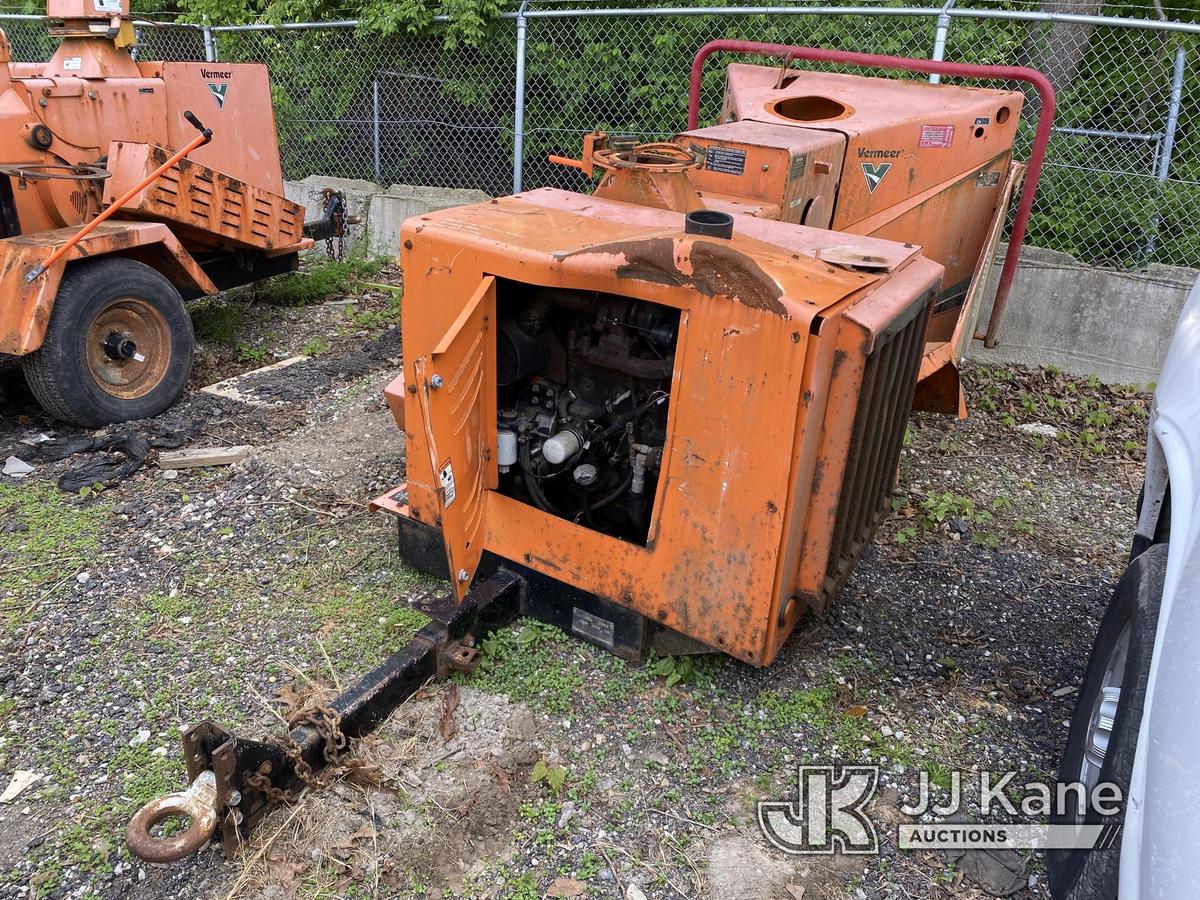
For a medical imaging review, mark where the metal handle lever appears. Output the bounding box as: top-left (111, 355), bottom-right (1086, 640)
top-left (183, 110), bottom-right (213, 145)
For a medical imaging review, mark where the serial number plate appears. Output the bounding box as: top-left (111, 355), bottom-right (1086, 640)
top-left (704, 146), bottom-right (747, 176)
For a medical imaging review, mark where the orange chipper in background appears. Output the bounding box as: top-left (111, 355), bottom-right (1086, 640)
top-left (0, 0), bottom-right (348, 426)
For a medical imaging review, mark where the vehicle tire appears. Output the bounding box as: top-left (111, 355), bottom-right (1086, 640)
top-left (1048, 543), bottom-right (1167, 900)
top-left (21, 258), bottom-right (194, 427)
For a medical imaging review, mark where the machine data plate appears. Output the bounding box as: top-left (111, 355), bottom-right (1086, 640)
top-left (571, 607), bottom-right (616, 649)
top-left (704, 146), bottom-right (747, 176)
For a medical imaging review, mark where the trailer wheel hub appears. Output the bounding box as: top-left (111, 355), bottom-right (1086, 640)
top-left (86, 297), bottom-right (171, 400)
top-left (102, 333), bottom-right (138, 361)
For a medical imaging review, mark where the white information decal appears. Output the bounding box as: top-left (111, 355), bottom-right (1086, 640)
top-left (439, 461), bottom-right (457, 508)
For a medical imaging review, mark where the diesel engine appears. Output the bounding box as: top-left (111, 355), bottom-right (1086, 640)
top-left (495, 286), bottom-right (679, 544)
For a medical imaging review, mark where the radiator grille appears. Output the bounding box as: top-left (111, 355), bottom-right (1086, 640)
top-left (823, 291), bottom-right (933, 600)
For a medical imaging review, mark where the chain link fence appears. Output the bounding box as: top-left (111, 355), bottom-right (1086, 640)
top-left (0, 5), bottom-right (1196, 269)
top-left (211, 23), bottom-right (517, 194)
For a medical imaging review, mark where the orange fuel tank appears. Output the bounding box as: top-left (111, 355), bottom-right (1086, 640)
top-left (374, 189), bottom-right (943, 666)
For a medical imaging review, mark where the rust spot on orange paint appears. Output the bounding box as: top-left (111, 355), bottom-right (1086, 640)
top-left (564, 238), bottom-right (787, 316)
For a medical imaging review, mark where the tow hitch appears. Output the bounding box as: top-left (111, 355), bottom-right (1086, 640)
top-left (126, 571), bottom-right (523, 862)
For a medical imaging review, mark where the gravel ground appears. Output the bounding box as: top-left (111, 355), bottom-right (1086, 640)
top-left (0, 272), bottom-right (1148, 900)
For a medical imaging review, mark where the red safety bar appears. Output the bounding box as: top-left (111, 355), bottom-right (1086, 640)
top-left (687, 40), bottom-right (1055, 349)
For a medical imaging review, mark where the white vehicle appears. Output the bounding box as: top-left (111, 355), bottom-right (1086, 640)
top-left (1048, 276), bottom-right (1200, 900)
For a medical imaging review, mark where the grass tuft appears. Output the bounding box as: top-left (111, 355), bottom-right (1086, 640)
top-left (251, 254), bottom-right (388, 308)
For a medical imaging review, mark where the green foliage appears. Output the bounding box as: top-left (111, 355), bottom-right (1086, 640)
top-left (169, 0), bottom-right (505, 48)
top-left (250, 254), bottom-right (386, 307)
top-left (0, 483), bottom-right (110, 626)
top-left (505, 872), bottom-right (540, 900)
top-left (920, 492), bottom-right (992, 529)
top-left (472, 619), bottom-right (587, 713)
top-left (301, 336), bottom-right (331, 355)
top-left (237, 342), bottom-right (269, 362)
top-left (530, 759), bottom-right (568, 793)
top-left (975, 364), bottom-right (1149, 461)
top-left (343, 291), bottom-right (402, 331)
top-left (651, 653), bottom-right (696, 687)
top-left (190, 297), bottom-right (247, 345)
top-left (357, 0), bottom-right (504, 48)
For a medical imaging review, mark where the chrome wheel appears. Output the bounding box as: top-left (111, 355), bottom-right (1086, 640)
top-left (1079, 621), bottom-right (1131, 791)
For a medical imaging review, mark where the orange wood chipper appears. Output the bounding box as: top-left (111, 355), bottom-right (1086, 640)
top-left (0, 0), bottom-right (344, 426)
top-left (369, 43), bottom-right (1055, 664)
top-left (126, 45), bottom-right (1055, 863)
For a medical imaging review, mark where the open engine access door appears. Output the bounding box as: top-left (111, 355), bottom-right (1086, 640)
top-left (414, 275), bottom-right (497, 600)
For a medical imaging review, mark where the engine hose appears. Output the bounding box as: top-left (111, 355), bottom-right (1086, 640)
top-left (520, 439), bottom-right (567, 517)
top-left (588, 469), bottom-right (634, 511)
top-left (600, 393), bottom-right (668, 441)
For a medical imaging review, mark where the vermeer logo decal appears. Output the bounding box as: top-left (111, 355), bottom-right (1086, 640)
top-left (202, 68), bottom-right (232, 109)
top-left (861, 162), bottom-right (892, 195)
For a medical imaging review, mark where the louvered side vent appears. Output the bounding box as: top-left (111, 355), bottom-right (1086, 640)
top-left (822, 291), bottom-right (933, 601)
top-left (150, 167), bottom-right (181, 215)
top-left (112, 143), bottom-right (305, 251)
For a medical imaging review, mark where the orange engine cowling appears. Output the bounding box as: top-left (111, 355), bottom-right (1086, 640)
top-left (375, 188), bottom-right (943, 666)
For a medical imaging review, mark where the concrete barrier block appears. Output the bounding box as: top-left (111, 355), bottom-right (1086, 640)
top-left (367, 185), bottom-right (490, 257)
top-left (971, 245), bottom-right (1198, 386)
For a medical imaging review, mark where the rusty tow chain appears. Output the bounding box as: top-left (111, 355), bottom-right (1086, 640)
top-left (244, 703), bottom-right (348, 804)
top-left (322, 188), bottom-right (347, 262)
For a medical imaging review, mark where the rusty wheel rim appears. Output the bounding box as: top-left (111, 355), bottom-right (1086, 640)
top-left (85, 297), bottom-right (172, 400)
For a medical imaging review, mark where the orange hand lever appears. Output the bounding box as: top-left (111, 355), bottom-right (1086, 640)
top-left (547, 154), bottom-right (585, 170)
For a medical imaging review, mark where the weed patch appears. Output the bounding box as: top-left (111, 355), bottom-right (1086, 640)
top-left (470, 620), bottom-right (587, 714)
top-left (190, 298), bottom-right (248, 345)
top-left (250, 254), bottom-right (388, 308)
top-left (969, 364), bottom-right (1149, 462)
top-left (0, 483), bottom-right (110, 628)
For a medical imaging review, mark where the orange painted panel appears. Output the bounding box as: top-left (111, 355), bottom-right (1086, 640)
top-left (676, 120), bottom-right (845, 227)
top-left (843, 151), bottom-right (1013, 325)
top-left (391, 190), bottom-right (943, 664)
top-left (160, 63), bottom-right (286, 196)
top-left (411, 275), bottom-right (497, 599)
top-left (104, 140), bottom-right (304, 251)
top-left (0, 220), bottom-right (214, 355)
top-left (718, 64), bottom-right (1023, 230)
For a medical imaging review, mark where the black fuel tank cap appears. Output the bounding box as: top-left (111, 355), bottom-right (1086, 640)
top-left (684, 209), bottom-right (734, 240)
